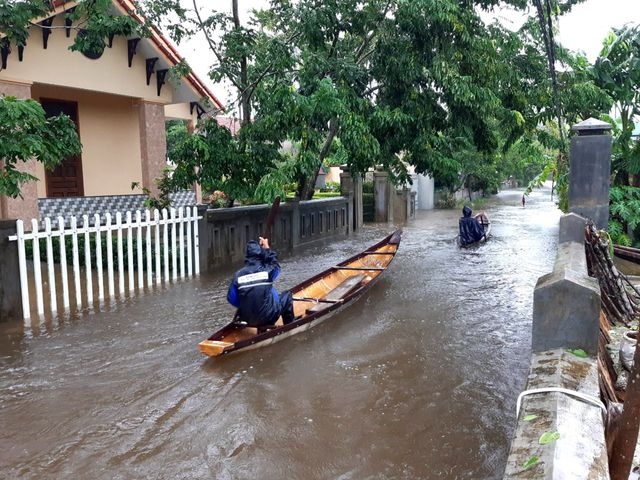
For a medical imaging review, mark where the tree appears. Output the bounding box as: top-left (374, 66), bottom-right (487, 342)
top-left (142, 0), bottom-right (559, 202)
top-left (0, 0), bottom-right (141, 72)
top-left (593, 24), bottom-right (640, 244)
top-left (594, 25), bottom-right (640, 184)
top-left (0, 97), bottom-right (81, 198)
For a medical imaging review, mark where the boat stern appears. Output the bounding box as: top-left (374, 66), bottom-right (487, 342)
top-left (198, 340), bottom-right (234, 357)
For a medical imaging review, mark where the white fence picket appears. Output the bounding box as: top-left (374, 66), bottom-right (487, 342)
top-left (83, 215), bottom-right (93, 304)
top-left (179, 208), bottom-right (185, 279)
top-left (16, 220), bottom-right (30, 319)
top-left (58, 216), bottom-right (70, 309)
top-left (126, 211), bottom-right (134, 291)
top-left (186, 208), bottom-right (193, 277)
top-left (31, 219), bottom-right (45, 316)
top-left (70, 217), bottom-right (82, 308)
top-left (44, 218), bottom-right (57, 313)
top-left (171, 208), bottom-right (177, 280)
top-left (94, 214), bottom-right (104, 301)
top-left (116, 213), bottom-right (125, 294)
top-left (162, 208), bottom-right (169, 281)
top-left (154, 209), bottom-right (161, 285)
top-left (193, 207), bottom-right (200, 275)
top-left (145, 210), bottom-right (153, 287)
top-left (9, 206), bottom-right (202, 319)
top-left (136, 210), bottom-right (144, 289)
top-left (105, 213), bottom-right (115, 297)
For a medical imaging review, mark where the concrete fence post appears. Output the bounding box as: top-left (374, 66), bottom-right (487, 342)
top-left (569, 118), bottom-right (613, 229)
top-left (340, 168), bottom-right (363, 231)
top-left (0, 219), bottom-right (23, 322)
top-left (289, 199), bottom-right (301, 249)
top-left (197, 204), bottom-right (210, 273)
top-left (353, 173), bottom-right (363, 231)
top-left (532, 240), bottom-right (601, 354)
top-left (373, 171), bottom-right (393, 223)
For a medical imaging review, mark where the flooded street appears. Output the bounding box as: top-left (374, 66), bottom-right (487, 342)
top-left (0, 187), bottom-right (561, 479)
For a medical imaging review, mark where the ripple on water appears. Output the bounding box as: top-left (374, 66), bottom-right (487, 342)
top-left (0, 187), bottom-right (560, 479)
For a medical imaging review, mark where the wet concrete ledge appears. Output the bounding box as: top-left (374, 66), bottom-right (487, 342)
top-left (503, 349), bottom-right (609, 479)
top-left (505, 214), bottom-right (608, 479)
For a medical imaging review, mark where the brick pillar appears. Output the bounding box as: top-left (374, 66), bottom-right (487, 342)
top-left (0, 79), bottom-right (39, 226)
top-left (138, 101), bottom-right (167, 197)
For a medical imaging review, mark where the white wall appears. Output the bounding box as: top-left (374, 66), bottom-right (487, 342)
top-left (417, 174), bottom-right (435, 210)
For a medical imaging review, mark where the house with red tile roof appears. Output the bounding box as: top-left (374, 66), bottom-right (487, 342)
top-left (0, 0), bottom-right (224, 224)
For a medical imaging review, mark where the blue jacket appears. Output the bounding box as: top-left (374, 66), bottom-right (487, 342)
top-left (227, 241), bottom-right (281, 325)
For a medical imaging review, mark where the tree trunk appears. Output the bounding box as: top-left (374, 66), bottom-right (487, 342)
top-left (533, 0), bottom-right (565, 148)
top-left (610, 338), bottom-right (640, 479)
top-left (232, 0), bottom-right (251, 126)
top-left (296, 118), bottom-right (338, 200)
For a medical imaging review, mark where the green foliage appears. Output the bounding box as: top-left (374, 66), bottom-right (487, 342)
top-left (594, 25), bottom-right (640, 177)
top-left (538, 431), bottom-right (560, 445)
top-left (141, 0), bottom-right (587, 201)
top-left (609, 186), bottom-right (640, 246)
top-left (0, 0), bottom-right (143, 59)
top-left (0, 0), bottom-right (49, 48)
top-left (362, 181), bottom-right (374, 194)
top-left (67, 0), bottom-right (142, 58)
top-left (323, 181), bottom-right (341, 193)
top-left (0, 97), bottom-right (81, 198)
top-left (131, 167), bottom-right (175, 210)
top-left (567, 348), bottom-right (588, 358)
top-left (167, 117), bottom-right (277, 204)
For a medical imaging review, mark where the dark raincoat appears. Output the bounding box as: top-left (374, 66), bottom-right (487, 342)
top-left (227, 241), bottom-right (294, 326)
top-left (459, 206), bottom-right (485, 246)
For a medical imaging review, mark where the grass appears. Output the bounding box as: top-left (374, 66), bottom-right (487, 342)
top-left (455, 196), bottom-right (489, 211)
top-left (285, 191), bottom-right (341, 199)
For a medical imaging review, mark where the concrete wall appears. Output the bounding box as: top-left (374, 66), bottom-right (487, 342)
top-left (0, 220), bottom-right (22, 322)
top-left (31, 84), bottom-right (143, 197)
top-left (199, 197), bottom-right (351, 270)
top-left (416, 173), bottom-right (434, 210)
top-left (503, 213), bottom-right (608, 479)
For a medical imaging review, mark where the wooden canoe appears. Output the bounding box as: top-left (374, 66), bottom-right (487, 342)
top-left (199, 229), bottom-right (402, 357)
top-left (614, 245), bottom-right (640, 264)
top-left (458, 213), bottom-right (491, 247)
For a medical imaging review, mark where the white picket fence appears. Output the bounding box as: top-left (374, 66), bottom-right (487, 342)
top-left (9, 206), bottom-right (201, 319)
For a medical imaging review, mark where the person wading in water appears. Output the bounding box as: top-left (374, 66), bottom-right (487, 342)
top-left (458, 205), bottom-right (486, 246)
top-left (227, 237), bottom-right (296, 328)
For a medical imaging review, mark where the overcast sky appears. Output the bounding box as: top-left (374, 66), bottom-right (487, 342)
top-left (175, 0), bottom-right (640, 109)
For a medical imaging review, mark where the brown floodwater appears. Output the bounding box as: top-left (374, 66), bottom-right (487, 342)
top-left (0, 187), bottom-right (561, 479)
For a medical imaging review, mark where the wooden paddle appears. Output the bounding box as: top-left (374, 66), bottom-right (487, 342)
top-left (261, 196), bottom-right (281, 241)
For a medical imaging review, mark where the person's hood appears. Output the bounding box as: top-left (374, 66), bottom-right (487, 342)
top-left (245, 240), bottom-right (262, 265)
top-left (462, 205), bottom-right (473, 218)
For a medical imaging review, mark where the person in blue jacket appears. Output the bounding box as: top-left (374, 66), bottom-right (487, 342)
top-left (458, 205), bottom-right (486, 246)
top-left (227, 237), bottom-right (296, 327)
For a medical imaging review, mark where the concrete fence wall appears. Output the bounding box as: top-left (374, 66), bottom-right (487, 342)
top-left (198, 196), bottom-right (351, 271)
top-left (504, 120), bottom-right (613, 480)
top-left (503, 219), bottom-right (608, 479)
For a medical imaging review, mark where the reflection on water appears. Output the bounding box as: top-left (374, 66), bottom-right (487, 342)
top-left (0, 187), bottom-right (560, 479)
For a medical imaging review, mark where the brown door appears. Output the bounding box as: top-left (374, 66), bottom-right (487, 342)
top-left (41, 99), bottom-right (84, 197)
